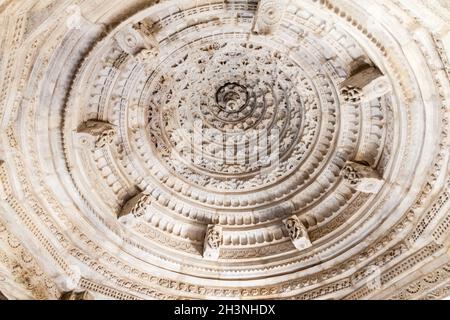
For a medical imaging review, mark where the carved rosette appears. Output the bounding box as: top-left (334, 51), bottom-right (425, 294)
top-left (341, 161), bottom-right (384, 193)
top-left (283, 215), bottom-right (312, 251)
top-left (253, 0), bottom-right (287, 35)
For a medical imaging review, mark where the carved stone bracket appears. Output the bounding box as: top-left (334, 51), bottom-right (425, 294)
top-left (55, 265), bottom-right (81, 292)
top-left (134, 47), bottom-right (159, 66)
top-left (340, 63), bottom-right (391, 104)
top-left (118, 192), bottom-right (151, 225)
top-left (203, 225), bottom-right (223, 260)
top-left (283, 215), bottom-right (312, 251)
top-left (60, 290), bottom-right (94, 300)
top-left (253, 0), bottom-right (288, 35)
top-left (341, 161), bottom-right (384, 193)
top-left (132, 19), bottom-right (158, 49)
top-left (114, 21), bottom-right (159, 67)
top-left (76, 120), bottom-right (116, 149)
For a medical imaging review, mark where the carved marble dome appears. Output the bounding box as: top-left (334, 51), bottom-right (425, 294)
top-left (0, 0), bottom-right (449, 300)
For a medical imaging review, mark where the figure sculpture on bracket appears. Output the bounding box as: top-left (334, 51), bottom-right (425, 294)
top-left (76, 120), bottom-right (116, 149)
top-left (341, 161), bottom-right (384, 193)
top-left (203, 225), bottom-right (223, 260)
top-left (340, 62), bottom-right (391, 104)
top-left (283, 215), bottom-right (312, 251)
top-left (118, 192), bottom-right (151, 225)
top-left (114, 20), bottom-right (159, 71)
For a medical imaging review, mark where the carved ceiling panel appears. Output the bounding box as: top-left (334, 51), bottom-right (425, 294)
top-left (0, 0), bottom-right (449, 300)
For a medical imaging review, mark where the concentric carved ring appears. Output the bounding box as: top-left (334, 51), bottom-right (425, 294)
top-left (1, 0), bottom-right (447, 301)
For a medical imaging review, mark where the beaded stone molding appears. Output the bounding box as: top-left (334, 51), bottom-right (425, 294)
top-left (0, 0), bottom-right (449, 300)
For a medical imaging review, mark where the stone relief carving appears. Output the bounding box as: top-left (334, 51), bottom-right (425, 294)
top-left (203, 225), bottom-right (223, 260)
top-left (118, 192), bottom-right (151, 225)
top-left (133, 30), bottom-right (159, 73)
top-left (76, 120), bottom-right (116, 149)
top-left (60, 290), bottom-right (94, 300)
top-left (132, 19), bottom-right (159, 51)
top-left (283, 215), bottom-right (312, 251)
top-left (114, 20), bottom-right (159, 70)
top-left (55, 265), bottom-right (81, 293)
top-left (114, 25), bottom-right (144, 56)
top-left (142, 38), bottom-right (323, 192)
top-left (253, 0), bottom-right (288, 35)
top-left (0, 219), bottom-right (59, 299)
top-left (0, 0), bottom-right (448, 301)
top-left (341, 161), bottom-right (384, 193)
top-left (340, 63), bottom-right (391, 104)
